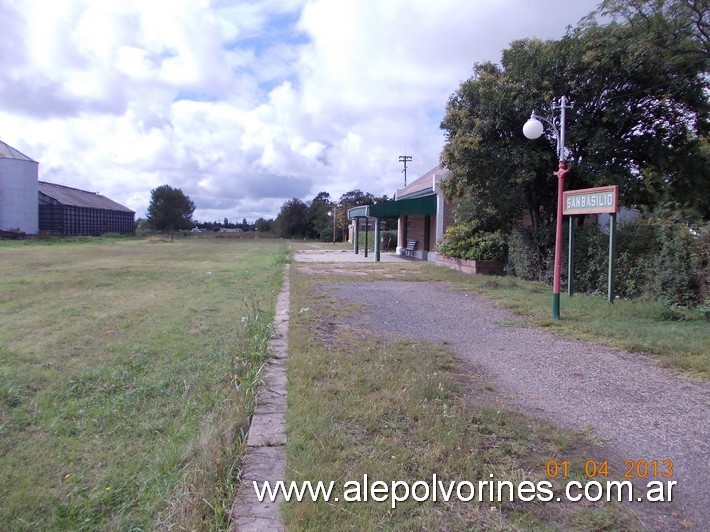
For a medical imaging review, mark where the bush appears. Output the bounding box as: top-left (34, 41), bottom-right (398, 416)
top-left (697, 226), bottom-right (710, 313)
top-left (506, 225), bottom-right (555, 282)
top-left (571, 217), bottom-right (706, 308)
top-left (652, 220), bottom-right (701, 307)
top-left (613, 219), bottom-right (660, 299)
top-left (438, 223), bottom-right (508, 261)
top-left (572, 224), bottom-right (609, 295)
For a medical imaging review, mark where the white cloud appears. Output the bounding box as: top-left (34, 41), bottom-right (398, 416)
top-left (0, 0), bottom-right (598, 222)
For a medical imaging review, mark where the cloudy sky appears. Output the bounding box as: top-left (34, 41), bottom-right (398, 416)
top-left (0, 0), bottom-right (600, 222)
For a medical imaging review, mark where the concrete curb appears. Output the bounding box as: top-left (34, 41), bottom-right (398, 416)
top-left (230, 265), bottom-right (290, 531)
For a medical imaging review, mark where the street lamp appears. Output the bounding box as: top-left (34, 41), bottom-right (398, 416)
top-left (523, 95), bottom-right (573, 320)
top-left (327, 206), bottom-right (337, 245)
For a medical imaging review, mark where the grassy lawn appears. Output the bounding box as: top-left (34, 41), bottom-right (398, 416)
top-left (5, 236), bottom-right (702, 529)
top-left (0, 236), bottom-right (287, 530)
top-left (285, 261), bottom-right (639, 530)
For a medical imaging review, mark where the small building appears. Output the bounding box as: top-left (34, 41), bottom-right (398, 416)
top-left (38, 182), bottom-right (135, 236)
top-left (347, 165), bottom-right (454, 261)
top-left (0, 139), bottom-right (38, 234)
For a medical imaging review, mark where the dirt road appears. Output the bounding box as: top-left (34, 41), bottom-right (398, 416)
top-left (329, 280), bottom-right (710, 529)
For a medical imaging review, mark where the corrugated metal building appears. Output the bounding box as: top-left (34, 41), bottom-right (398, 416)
top-left (0, 139), bottom-right (39, 234)
top-left (39, 182), bottom-right (135, 236)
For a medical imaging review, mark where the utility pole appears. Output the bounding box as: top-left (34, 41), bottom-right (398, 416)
top-left (399, 155), bottom-right (412, 186)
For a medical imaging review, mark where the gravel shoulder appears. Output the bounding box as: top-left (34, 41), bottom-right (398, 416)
top-left (328, 280), bottom-right (710, 529)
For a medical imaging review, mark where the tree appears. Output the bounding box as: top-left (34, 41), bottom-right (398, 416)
top-left (440, 48), bottom-right (560, 234)
top-left (308, 191), bottom-right (333, 241)
top-left (592, 0), bottom-right (709, 64)
top-left (338, 189), bottom-right (375, 208)
top-left (335, 189), bottom-right (375, 240)
top-left (441, 4), bottom-right (709, 230)
top-left (275, 198), bottom-right (310, 238)
top-left (146, 185), bottom-right (196, 240)
top-left (255, 217), bottom-right (273, 233)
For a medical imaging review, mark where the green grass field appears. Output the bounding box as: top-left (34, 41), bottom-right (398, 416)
top-left (0, 236), bottom-right (287, 530)
top-left (2, 237), bottom-right (705, 530)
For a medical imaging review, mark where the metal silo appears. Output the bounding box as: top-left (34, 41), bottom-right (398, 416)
top-left (0, 139), bottom-right (39, 235)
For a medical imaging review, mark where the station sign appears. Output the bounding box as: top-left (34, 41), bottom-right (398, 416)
top-left (563, 185), bottom-right (618, 215)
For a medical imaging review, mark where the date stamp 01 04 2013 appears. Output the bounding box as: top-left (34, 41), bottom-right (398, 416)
top-left (545, 459), bottom-right (677, 502)
top-left (545, 459), bottom-right (674, 480)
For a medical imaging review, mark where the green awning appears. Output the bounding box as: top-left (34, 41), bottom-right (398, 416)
top-left (347, 205), bottom-right (370, 219)
top-left (369, 194), bottom-right (436, 217)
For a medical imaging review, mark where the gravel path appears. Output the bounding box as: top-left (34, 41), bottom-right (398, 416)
top-left (328, 280), bottom-right (710, 529)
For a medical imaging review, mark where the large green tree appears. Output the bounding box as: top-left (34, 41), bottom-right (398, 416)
top-left (307, 191), bottom-right (333, 240)
top-left (592, 0), bottom-right (709, 63)
top-left (254, 217), bottom-right (273, 233)
top-left (275, 198), bottom-right (310, 238)
top-left (145, 184), bottom-right (196, 240)
top-left (336, 189), bottom-right (375, 239)
top-left (441, 0), bottom-right (710, 231)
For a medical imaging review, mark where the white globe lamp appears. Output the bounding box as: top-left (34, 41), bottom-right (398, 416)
top-left (523, 117), bottom-right (544, 140)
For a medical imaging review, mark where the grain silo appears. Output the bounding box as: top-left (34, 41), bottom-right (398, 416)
top-left (0, 139), bottom-right (38, 234)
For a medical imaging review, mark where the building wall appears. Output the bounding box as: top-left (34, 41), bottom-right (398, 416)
top-left (406, 215), bottom-right (426, 245)
top-left (427, 198), bottom-right (455, 261)
top-left (402, 215), bottom-right (435, 259)
top-left (39, 204), bottom-right (134, 236)
top-left (0, 158), bottom-right (38, 234)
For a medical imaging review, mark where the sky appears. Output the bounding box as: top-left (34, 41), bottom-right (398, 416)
top-left (0, 0), bottom-right (601, 222)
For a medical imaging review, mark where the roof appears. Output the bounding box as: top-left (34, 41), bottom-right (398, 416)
top-left (395, 165), bottom-right (449, 200)
top-left (38, 181), bottom-right (134, 212)
top-left (0, 139), bottom-right (37, 163)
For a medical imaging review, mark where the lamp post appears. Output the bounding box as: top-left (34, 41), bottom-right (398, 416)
top-left (327, 207), bottom-right (336, 245)
top-left (523, 96), bottom-right (573, 320)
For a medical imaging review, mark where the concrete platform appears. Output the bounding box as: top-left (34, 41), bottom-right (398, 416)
top-left (293, 249), bottom-right (406, 263)
top-left (230, 266), bottom-right (290, 531)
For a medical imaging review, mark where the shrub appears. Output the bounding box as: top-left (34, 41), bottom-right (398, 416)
top-left (652, 219), bottom-right (701, 307)
top-left (572, 224), bottom-right (608, 295)
top-left (613, 219), bottom-right (660, 299)
top-left (438, 223), bottom-right (508, 261)
top-left (697, 226), bottom-right (710, 313)
top-left (506, 225), bottom-right (555, 282)
top-left (380, 230), bottom-right (397, 252)
top-left (570, 217), bottom-right (706, 308)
